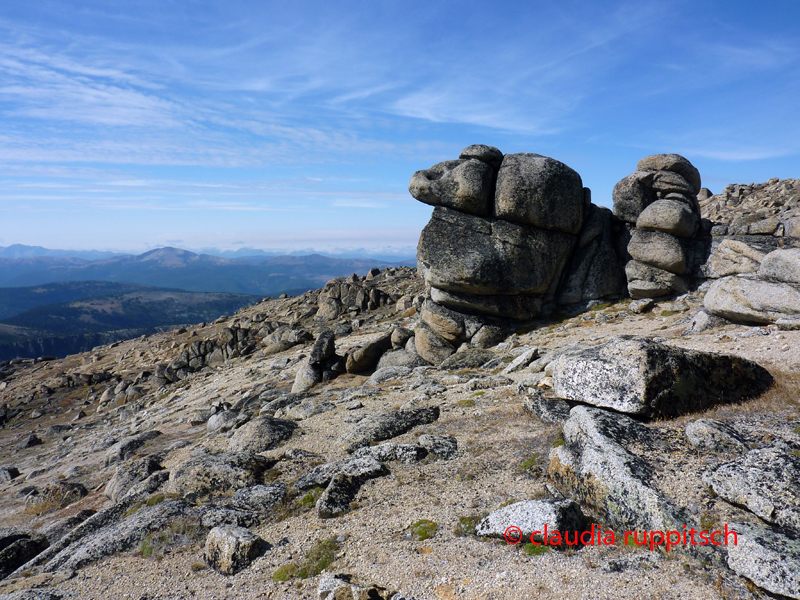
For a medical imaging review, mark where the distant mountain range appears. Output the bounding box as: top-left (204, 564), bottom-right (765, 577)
top-left (0, 244), bottom-right (126, 261)
top-left (0, 244), bottom-right (417, 264)
top-left (0, 246), bottom-right (415, 296)
top-left (0, 283), bottom-right (262, 361)
top-left (0, 245), bottom-right (417, 360)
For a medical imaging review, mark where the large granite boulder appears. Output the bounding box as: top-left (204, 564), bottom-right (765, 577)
top-left (612, 171), bottom-right (658, 224)
top-left (704, 275), bottom-right (800, 324)
top-left (759, 248), bottom-right (800, 284)
top-left (550, 336), bottom-right (773, 418)
top-left (494, 153), bottom-right (585, 234)
top-left (418, 207), bottom-right (575, 310)
top-left (636, 199), bottom-right (698, 238)
top-left (557, 204), bottom-right (627, 305)
top-left (637, 153), bottom-right (701, 194)
top-left (625, 260), bottom-right (688, 299)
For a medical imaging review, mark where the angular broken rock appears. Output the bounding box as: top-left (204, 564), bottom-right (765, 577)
top-left (104, 455), bottom-right (163, 502)
top-left (318, 573), bottom-right (397, 600)
top-left (439, 349), bottom-right (496, 371)
top-left (502, 346), bottom-right (539, 374)
top-left (550, 336), bottom-right (773, 418)
top-left (703, 442), bottom-right (800, 534)
top-left (291, 359), bottom-right (322, 393)
top-left (417, 434), bottom-right (457, 459)
top-left (204, 525), bottom-right (264, 575)
top-left (346, 333), bottom-right (393, 373)
top-left (523, 391), bottom-right (571, 424)
top-left (316, 473), bottom-right (362, 519)
top-left (309, 329), bottom-right (336, 364)
top-left (725, 523), bottom-right (800, 600)
top-left (104, 430), bottom-right (162, 466)
top-left (475, 499), bottom-right (586, 545)
top-left (294, 456), bottom-right (387, 492)
top-left (353, 442), bottom-right (427, 463)
top-left (684, 419), bottom-right (748, 453)
top-left (232, 483), bottom-right (286, 512)
top-left (340, 407), bottom-right (440, 453)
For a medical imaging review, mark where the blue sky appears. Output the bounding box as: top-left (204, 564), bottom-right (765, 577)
top-left (1, 0), bottom-right (799, 255)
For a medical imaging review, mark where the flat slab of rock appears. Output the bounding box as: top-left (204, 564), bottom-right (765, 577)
top-left (550, 336), bottom-right (773, 418)
top-left (703, 442), bottom-right (800, 533)
top-left (340, 407), bottom-right (440, 453)
top-left (726, 523), bottom-right (800, 599)
top-left (353, 443), bottom-right (427, 463)
top-left (42, 499), bottom-right (189, 573)
top-left (294, 456), bottom-right (387, 491)
top-left (475, 499), bottom-right (586, 544)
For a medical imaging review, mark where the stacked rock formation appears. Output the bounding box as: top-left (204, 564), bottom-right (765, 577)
top-left (409, 144), bottom-right (626, 363)
top-left (612, 154), bottom-right (705, 299)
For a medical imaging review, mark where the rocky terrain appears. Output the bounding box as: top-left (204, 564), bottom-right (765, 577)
top-left (1, 148), bottom-right (800, 600)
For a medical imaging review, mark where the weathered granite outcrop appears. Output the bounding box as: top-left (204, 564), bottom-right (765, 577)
top-left (410, 145), bottom-right (627, 360)
top-left (291, 329), bottom-right (346, 393)
top-left (316, 275), bottom-right (396, 320)
top-left (697, 179), bottom-right (800, 324)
